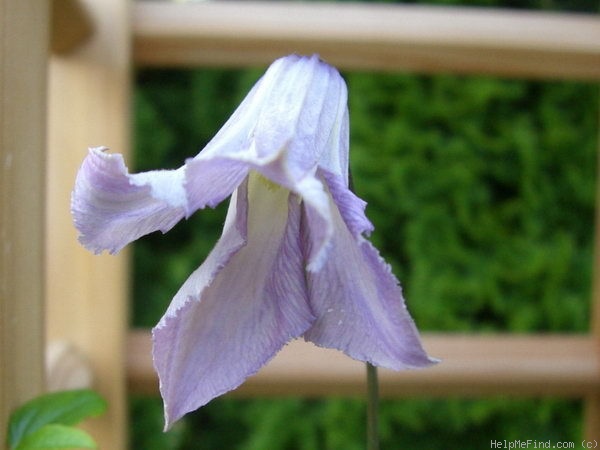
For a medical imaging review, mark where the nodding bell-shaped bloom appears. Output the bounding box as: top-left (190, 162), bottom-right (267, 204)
top-left (72, 54), bottom-right (436, 428)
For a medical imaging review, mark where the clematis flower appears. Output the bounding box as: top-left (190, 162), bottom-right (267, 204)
top-left (72, 54), bottom-right (436, 428)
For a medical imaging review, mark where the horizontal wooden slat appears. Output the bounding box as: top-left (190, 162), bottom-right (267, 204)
top-left (133, 1), bottom-right (600, 79)
top-left (127, 330), bottom-right (600, 398)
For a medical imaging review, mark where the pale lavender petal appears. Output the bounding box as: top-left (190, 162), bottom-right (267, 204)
top-left (321, 169), bottom-right (374, 238)
top-left (72, 147), bottom-right (186, 253)
top-left (302, 192), bottom-right (436, 370)
top-left (153, 173), bottom-right (314, 428)
top-left (294, 169), bottom-right (372, 272)
top-left (184, 158), bottom-right (248, 213)
top-left (183, 55), bottom-right (308, 214)
top-left (252, 54), bottom-right (347, 185)
top-left (316, 86), bottom-right (349, 182)
top-left (184, 66), bottom-right (268, 213)
top-left (293, 175), bottom-right (333, 272)
top-left (185, 54), bottom-right (349, 216)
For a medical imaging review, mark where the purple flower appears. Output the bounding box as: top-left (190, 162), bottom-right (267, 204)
top-left (72, 54), bottom-right (436, 428)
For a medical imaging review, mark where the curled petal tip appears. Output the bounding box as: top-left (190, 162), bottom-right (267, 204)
top-left (71, 146), bottom-right (187, 253)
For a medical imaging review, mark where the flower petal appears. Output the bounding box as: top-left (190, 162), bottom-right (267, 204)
top-left (295, 175), bottom-right (334, 272)
top-left (302, 191), bottom-right (436, 370)
top-left (184, 55), bottom-right (349, 270)
top-left (71, 147), bottom-right (186, 254)
top-left (153, 173), bottom-right (314, 428)
top-left (252, 54), bottom-right (347, 185)
top-left (185, 54), bottom-right (349, 214)
top-left (321, 169), bottom-right (374, 238)
top-left (316, 83), bottom-right (349, 183)
top-left (184, 158), bottom-right (248, 214)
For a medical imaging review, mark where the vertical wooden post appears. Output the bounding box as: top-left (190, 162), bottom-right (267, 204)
top-left (583, 104), bottom-right (600, 442)
top-left (46, 0), bottom-right (130, 448)
top-left (0, 0), bottom-right (49, 445)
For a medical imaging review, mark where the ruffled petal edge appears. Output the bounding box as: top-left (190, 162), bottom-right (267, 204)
top-left (71, 147), bottom-right (186, 254)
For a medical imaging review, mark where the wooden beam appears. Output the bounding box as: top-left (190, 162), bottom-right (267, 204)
top-left (46, 0), bottom-right (130, 448)
top-left (127, 331), bottom-right (600, 398)
top-left (0, 0), bottom-right (49, 444)
top-left (133, 1), bottom-right (600, 80)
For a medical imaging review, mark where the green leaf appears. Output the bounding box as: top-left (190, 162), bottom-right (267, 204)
top-left (8, 390), bottom-right (106, 449)
top-left (14, 424), bottom-right (96, 450)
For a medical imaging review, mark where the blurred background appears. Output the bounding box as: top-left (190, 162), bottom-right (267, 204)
top-left (130, 0), bottom-right (599, 448)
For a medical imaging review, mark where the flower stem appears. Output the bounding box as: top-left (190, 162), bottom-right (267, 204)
top-left (366, 362), bottom-right (379, 450)
top-left (349, 172), bottom-right (380, 449)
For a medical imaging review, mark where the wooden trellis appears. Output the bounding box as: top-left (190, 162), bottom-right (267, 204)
top-left (1, 0), bottom-right (48, 444)
top-left (2, 0), bottom-right (599, 448)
